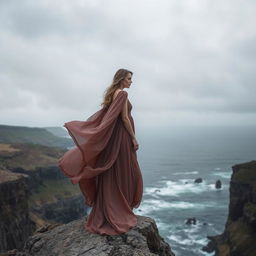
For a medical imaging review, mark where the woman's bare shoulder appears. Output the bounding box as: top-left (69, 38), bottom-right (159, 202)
top-left (113, 89), bottom-right (127, 101)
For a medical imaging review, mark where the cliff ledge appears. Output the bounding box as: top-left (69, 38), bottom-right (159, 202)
top-left (8, 215), bottom-right (175, 256)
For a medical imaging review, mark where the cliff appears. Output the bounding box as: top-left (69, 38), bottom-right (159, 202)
top-left (0, 124), bottom-right (73, 149)
top-left (0, 169), bottom-right (35, 252)
top-left (204, 160), bottom-right (256, 256)
top-left (0, 143), bottom-right (88, 252)
top-left (7, 215), bottom-right (175, 256)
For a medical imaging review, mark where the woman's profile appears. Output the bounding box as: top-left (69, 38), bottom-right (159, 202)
top-left (58, 68), bottom-right (144, 235)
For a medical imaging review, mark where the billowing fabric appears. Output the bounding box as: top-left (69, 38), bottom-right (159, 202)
top-left (58, 90), bottom-right (143, 235)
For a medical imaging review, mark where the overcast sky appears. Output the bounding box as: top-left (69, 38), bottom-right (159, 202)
top-left (1, 0), bottom-right (256, 131)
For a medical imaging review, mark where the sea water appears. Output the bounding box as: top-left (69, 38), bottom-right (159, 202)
top-left (134, 125), bottom-right (256, 256)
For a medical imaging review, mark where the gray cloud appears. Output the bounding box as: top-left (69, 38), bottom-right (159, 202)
top-left (0, 0), bottom-right (256, 128)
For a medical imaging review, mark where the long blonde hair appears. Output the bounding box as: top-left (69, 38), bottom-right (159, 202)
top-left (100, 68), bottom-right (133, 109)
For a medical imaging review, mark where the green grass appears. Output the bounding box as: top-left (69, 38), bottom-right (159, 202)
top-left (0, 143), bottom-right (66, 171)
top-left (29, 178), bottom-right (81, 207)
top-left (233, 166), bottom-right (256, 185)
top-left (0, 124), bottom-right (73, 149)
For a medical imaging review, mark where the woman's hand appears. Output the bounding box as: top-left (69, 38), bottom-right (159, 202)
top-left (132, 138), bottom-right (139, 151)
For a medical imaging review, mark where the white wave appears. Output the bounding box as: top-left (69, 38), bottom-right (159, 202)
top-left (173, 171), bottom-right (199, 175)
top-left (135, 198), bottom-right (216, 215)
top-left (165, 219), bottom-right (218, 256)
top-left (167, 234), bottom-right (185, 244)
top-left (191, 237), bottom-right (216, 256)
top-left (200, 251), bottom-right (215, 256)
top-left (192, 246), bottom-right (215, 256)
top-left (213, 171), bottom-right (232, 179)
top-left (145, 179), bottom-right (227, 197)
top-left (195, 237), bottom-right (210, 246)
top-left (167, 231), bottom-right (215, 255)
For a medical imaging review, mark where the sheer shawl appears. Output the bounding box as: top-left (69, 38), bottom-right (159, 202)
top-left (58, 90), bottom-right (128, 206)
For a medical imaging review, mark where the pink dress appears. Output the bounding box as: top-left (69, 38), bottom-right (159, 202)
top-left (58, 90), bottom-right (143, 235)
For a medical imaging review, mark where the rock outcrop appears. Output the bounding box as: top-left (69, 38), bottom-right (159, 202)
top-left (204, 160), bottom-right (256, 256)
top-left (8, 215), bottom-right (175, 256)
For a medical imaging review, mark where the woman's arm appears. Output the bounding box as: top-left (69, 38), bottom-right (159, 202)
top-left (121, 98), bottom-right (136, 139)
top-left (123, 118), bottom-right (136, 139)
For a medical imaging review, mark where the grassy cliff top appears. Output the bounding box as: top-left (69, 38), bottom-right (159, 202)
top-left (0, 143), bottom-right (67, 171)
top-left (232, 160), bottom-right (256, 186)
top-left (0, 169), bottom-right (28, 184)
top-left (0, 124), bottom-right (73, 149)
top-left (28, 178), bottom-right (81, 206)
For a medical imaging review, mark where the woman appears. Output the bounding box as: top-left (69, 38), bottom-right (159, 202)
top-left (58, 68), bottom-right (143, 235)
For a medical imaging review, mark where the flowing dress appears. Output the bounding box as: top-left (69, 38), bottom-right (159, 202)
top-left (58, 90), bottom-right (143, 235)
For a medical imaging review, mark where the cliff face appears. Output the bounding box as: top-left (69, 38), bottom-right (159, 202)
top-left (0, 142), bottom-right (176, 256)
top-left (32, 194), bottom-right (87, 224)
top-left (0, 143), bottom-right (88, 252)
top-left (9, 215), bottom-right (175, 256)
top-left (0, 170), bottom-right (35, 252)
top-left (206, 160), bottom-right (256, 256)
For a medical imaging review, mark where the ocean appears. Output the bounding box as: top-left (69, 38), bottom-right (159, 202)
top-left (133, 125), bottom-right (256, 256)
top-left (64, 125), bottom-right (256, 256)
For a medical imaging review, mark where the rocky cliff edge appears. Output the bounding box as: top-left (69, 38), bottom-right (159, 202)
top-left (6, 215), bottom-right (175, 256)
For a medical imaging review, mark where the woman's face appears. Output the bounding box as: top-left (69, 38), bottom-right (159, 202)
top-left (121, 72), bottom-right (133, 89)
